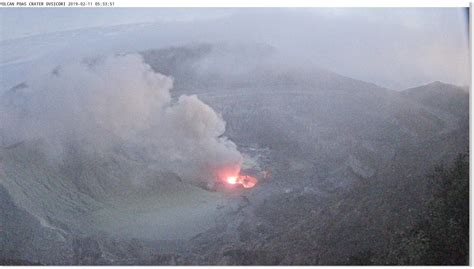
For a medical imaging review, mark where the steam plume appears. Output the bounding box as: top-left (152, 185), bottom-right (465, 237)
top-left (0, 54), bottom-right (242, 184)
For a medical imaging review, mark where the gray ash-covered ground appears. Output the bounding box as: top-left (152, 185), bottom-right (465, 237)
top-left (0, 43), bottom-right (469, 265)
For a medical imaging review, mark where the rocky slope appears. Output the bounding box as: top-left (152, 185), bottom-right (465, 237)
top-left (0, 43), bottom-right (468, 264)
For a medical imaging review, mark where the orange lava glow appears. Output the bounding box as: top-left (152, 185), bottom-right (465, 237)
top-left (226, 174), bottom-right (257, 189)
top-left (227, 176), bottom-right (238, 184)
top-left (216, 165), bottom-right (258, 189)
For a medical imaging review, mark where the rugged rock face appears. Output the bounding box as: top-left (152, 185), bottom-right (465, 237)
top-left (141, 44), bottom-right (469, 264)
top-left (0, 43), bottom-right (468, 265)
top-left (402, 81), bottom-right (469, 119)
top-left (0, 184), bottom-right (73, 264)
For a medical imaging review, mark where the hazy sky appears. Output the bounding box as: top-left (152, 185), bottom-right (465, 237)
top-left (0, 8), bottom-right (469, 89)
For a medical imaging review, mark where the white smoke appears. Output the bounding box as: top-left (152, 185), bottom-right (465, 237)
top-left (0, 53), bottom-right (242, 184)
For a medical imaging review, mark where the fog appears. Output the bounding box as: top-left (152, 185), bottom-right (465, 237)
top-left (0, 8), bottom-right (469, 89)
top-left (0, 7), bottom-right (469, 265)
